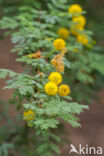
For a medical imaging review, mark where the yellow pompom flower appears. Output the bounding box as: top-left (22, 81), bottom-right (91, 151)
top-left (77, 34), bottom-right (89, 45)
top-left (58, 28), bottom-right (69, 39)
top-left (53, 39), bottom-right (66, 51)
top-left (58, 84), bottom-right (71, 96)
top-left (23, 110), bottom-right (35, 121)
top-left (48, 72), bottom-right (62, 85)
top-left (70, 26), bottom-right (84, 36)
top-left (68, 4), bottom-right (83, 16)
top-left (44, 82), bottom-right (58, 96)
top-left (72, 15), bottom-right (86, 27)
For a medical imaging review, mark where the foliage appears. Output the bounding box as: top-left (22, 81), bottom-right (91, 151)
top-left (0, 0), bottom-right (104, 155)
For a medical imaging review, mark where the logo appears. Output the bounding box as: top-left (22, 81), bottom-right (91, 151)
top-left (69, 144), bottom-right (103, 155)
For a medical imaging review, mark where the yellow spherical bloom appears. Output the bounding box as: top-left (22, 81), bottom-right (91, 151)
top-left (53, 39), bottom-right (66, 51)
top-left (68, 4), bottom-right (83, 15)
top-left (23, 110), bottom-right (35, 121)
top-left (44, 82), bottom-right (58, 96)
top-left (58, 28), bottom-right (69, 39)
top-left (72, 15), bottom-right (86, 27)
top-left (77, 34), bottom-right (89, 45)
top-left (70, 26), bottom-right (84, 36)
top-left (48, 72), bottom-right (62, 85)
top-left (58, 84), bottom-right (71, 96)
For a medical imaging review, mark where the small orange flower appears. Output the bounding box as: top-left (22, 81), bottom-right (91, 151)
top-left (28, 51), bottom-right (42, 59)
top-left (51, 54), bottom-right (65, 72)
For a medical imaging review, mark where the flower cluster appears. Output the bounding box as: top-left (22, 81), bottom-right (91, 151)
top-left (52, 38), bottom-right (67, 72)
top-left (22, 3), bottom-right (90, 129)
top-left (44, 72), bottom-right (70, 96)
top-left (69, 4), bottom-right (89, 45)
top-left (51, 53), bottom-right (65, 73)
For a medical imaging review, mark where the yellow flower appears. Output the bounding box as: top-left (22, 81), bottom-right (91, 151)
top-left (53, 39), bottom-right (66, 51)
top-left (23, 110), bottom-right (35, 121)
top-left (48, 72), bottom-right (62, 85)
top-left (70, 26), bottom-right (84, 36)
top-left (68, 4), bottom-right (83, 16)
top-left (58, 84), bottom-right (71, 96)
top-left (72, 15), bottom-right (86, 27)
top-left (58, 28), bottom-right (69, 39)
top-left (44, 82), bottom-right (58, 96)
top-left (77, 34), bottom-right (89, 45)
